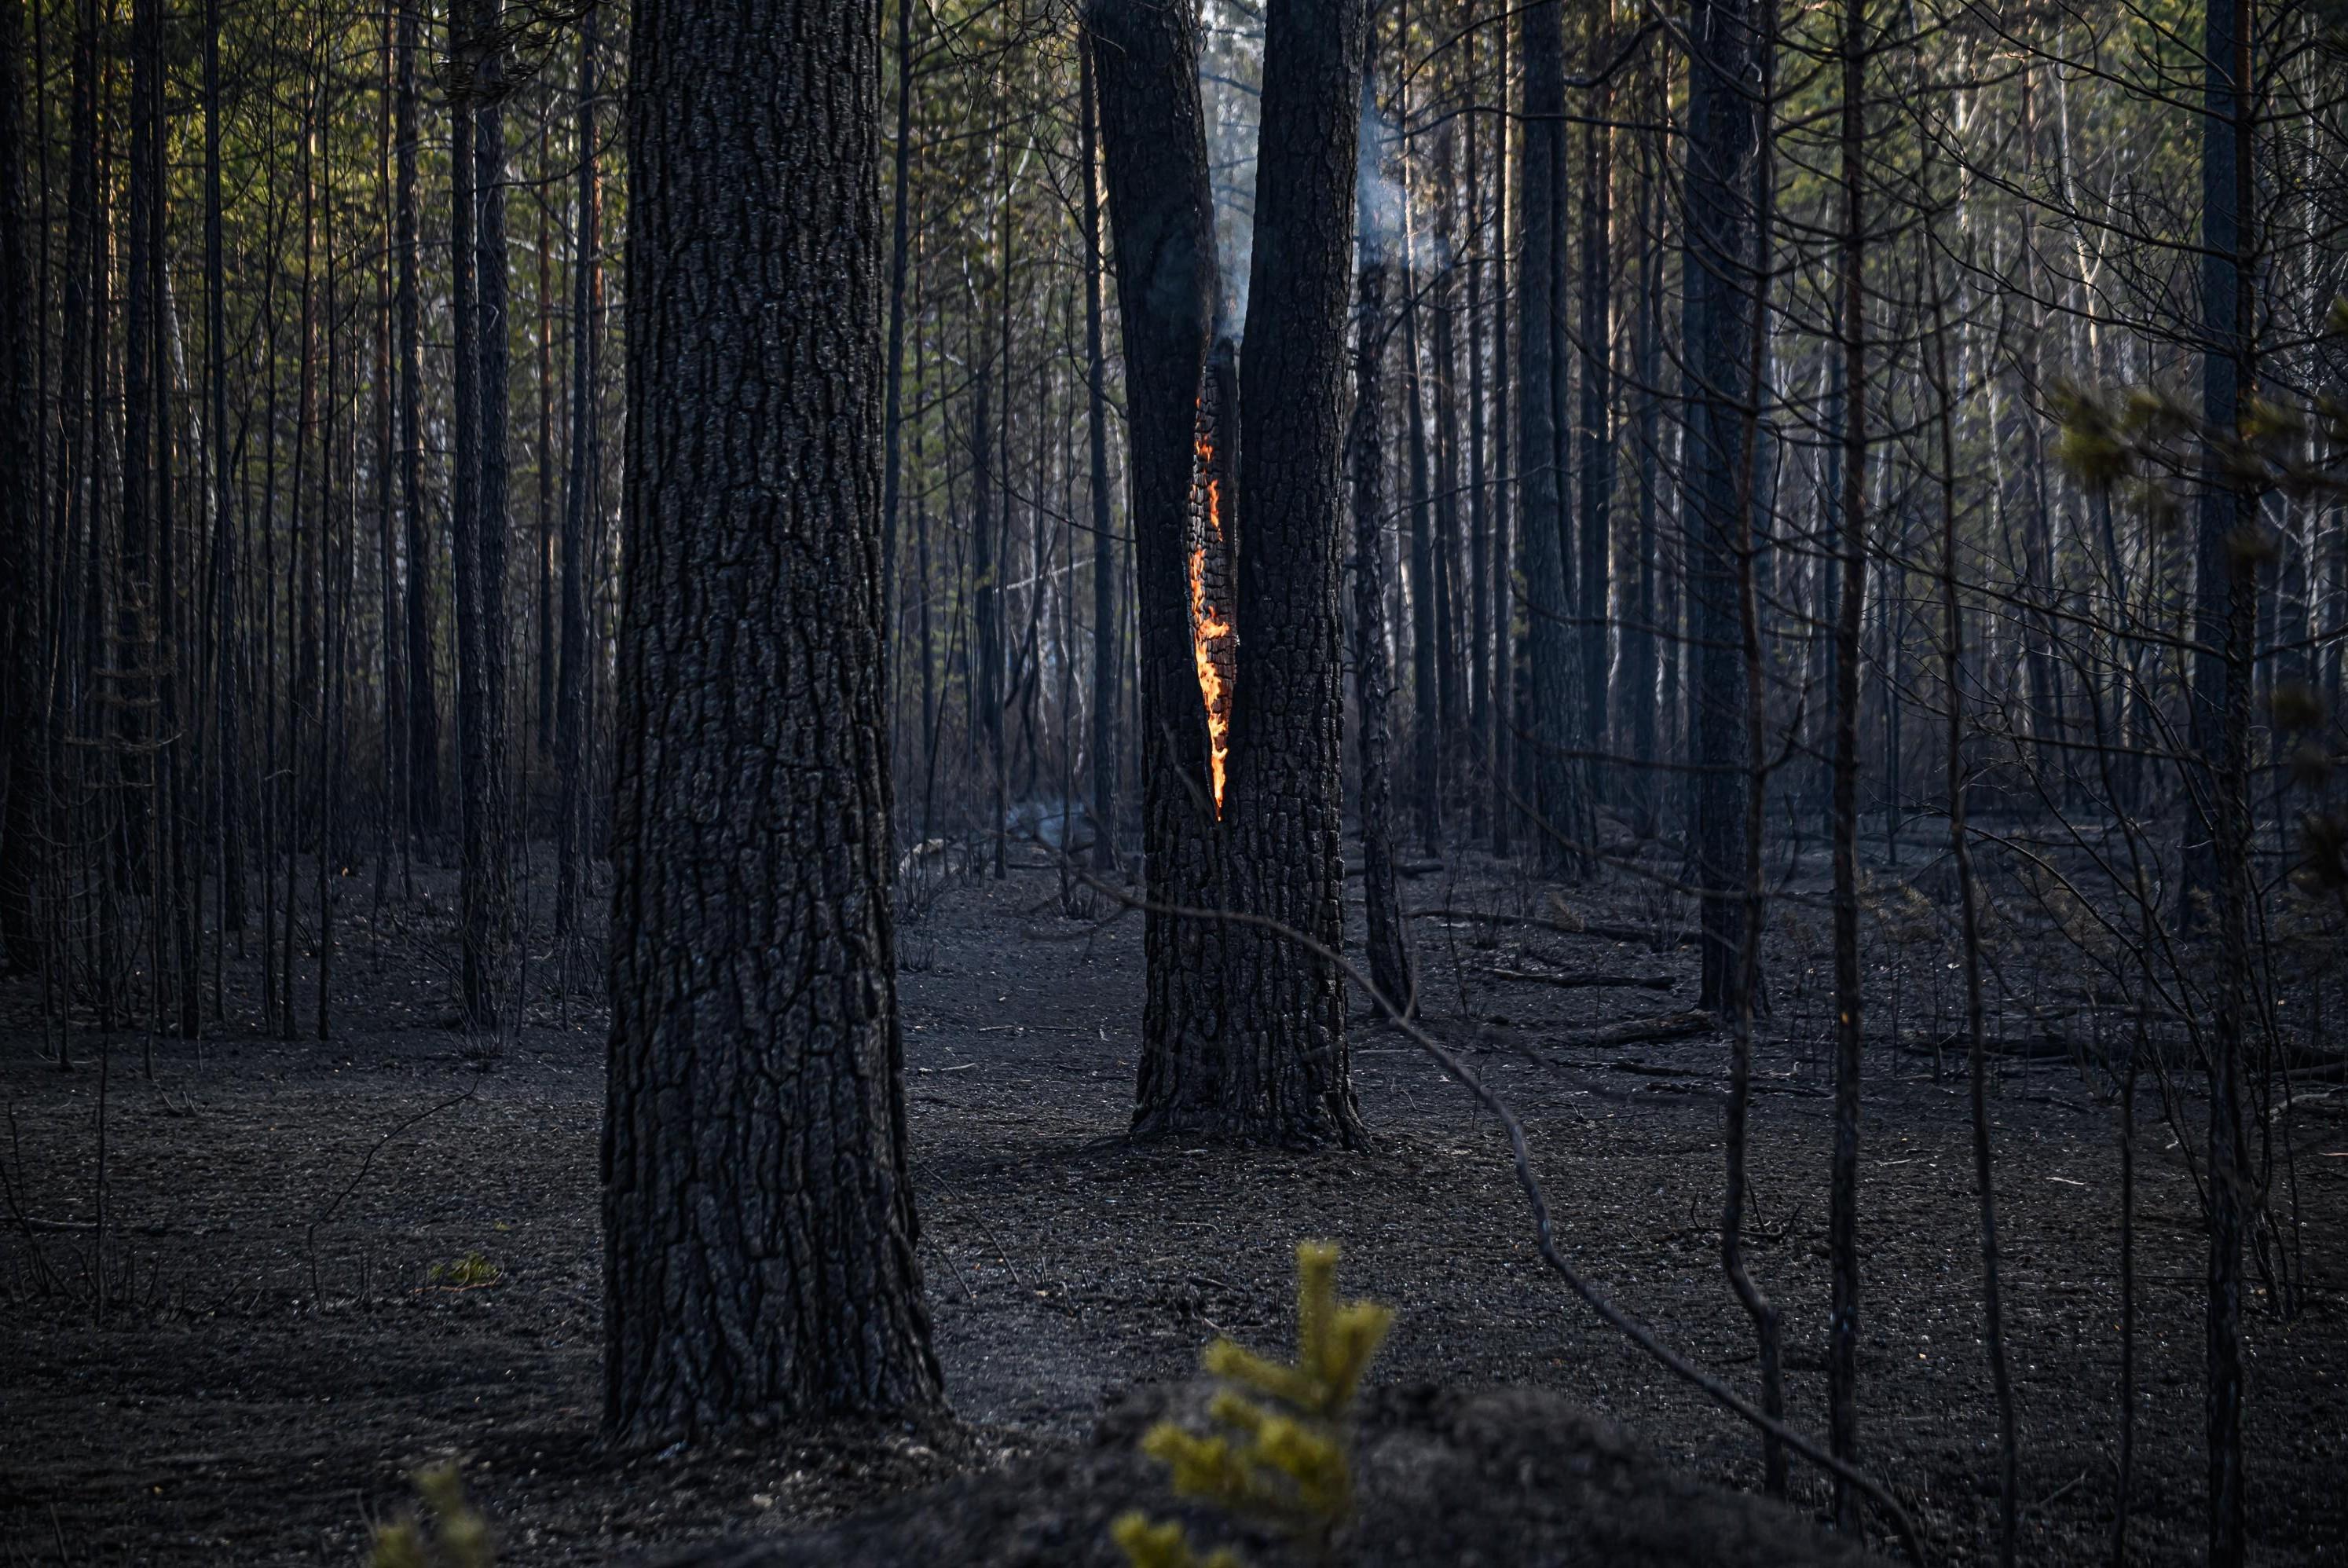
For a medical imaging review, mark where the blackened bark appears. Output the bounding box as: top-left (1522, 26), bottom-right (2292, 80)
top-left (1489, 10), bottom-right (1512, 859)
top-left (534, 101), bottom-right (557, 758)
top-left (970, 350), bottom-right (1004, 877)
top-left (375, 9), bottom-right (401, 915)
top-left (1516, 0), bottom-right (1574, 874)
top-left (207, 0), bottom-right (244, 936)
top-left (471, 7), bottom-right (516, 1024)
top-left (1827, 0), bottom-right (1867, 1526)
top-left (1348, 175), bottom-right (1412, 1016)
top-left (1080, 32), bottom-right (1119, 870)
top-left (0, 0), bottom-right (38, 970)
top-left (1621, 59), bottom-right (1662, 839)
top-left (1222, 0), bottom-right (1369, 1149)
top-left (1430, 126), bottom-right (1466, 767)
top-left (449, 2), bottom-right (485, 1022)
top-left (1682, 0), bottom-right (1758, 1012)
top-left (1464, 45), bottom-right (1491, 842)
top-left (881, 0), bottom-right (914, 678)
top-left (1577, 93), bottom-right (1614, 800)
top-left (2190, 2), bottom-right (2254, 1560)
top-left (396, 2), bottom-right (439, 837)
top-left (1403, 232), bottom-right (1441, 855)
top-left (555, 8), bottom-right (599, 940)
top-left (1088, 0), bottom-right (1243, 1141)
top-left (604, 0), bottom-right (943, 1444)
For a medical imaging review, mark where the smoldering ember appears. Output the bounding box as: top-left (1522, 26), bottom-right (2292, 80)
top-left (0, 0), bottom-right (2343, 1563)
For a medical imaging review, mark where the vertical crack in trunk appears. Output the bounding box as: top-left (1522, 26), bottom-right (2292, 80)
top-left (1189, 338), bottom-right (1240, 815)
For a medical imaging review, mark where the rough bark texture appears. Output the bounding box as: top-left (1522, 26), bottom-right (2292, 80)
top-left (1577, 94), bottom-right (1614, 800)
top-left (1827, 0), bottom-right (1867, 1526)
top-left (603, 0), bottom-right (943, 1444)
top-left (555, 10), bottom-right (599, 940)
top-left (468, 8), bottom-right (516, 1027)
top-left (1222, 0), bottom-right (1369, 1149)
top-left (1084, 0), bottom-right (1221, 1131)
top-left (394, 1), bottom-right (438, 840)
top-left (1515, 0), bottom-right (1575, 875)
top-left (0, 0), bottom-right (41, 973)
top-left (1088, 0), bottom-right (1236, 1141)
top-left (1682, 0), bottom-right (1759, 1013)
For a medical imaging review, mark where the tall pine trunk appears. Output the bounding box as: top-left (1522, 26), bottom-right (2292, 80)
top-left (1349, 65), bottom-right (1412, 1017)
top-left (1218, 0), bottom-right (1370, 1149)
top-left (555, 8), bottom-right (600, 941)
top-left (603, 0), bottom-right (942, 1443)
top-left (1515, 0), bottom-right (1575, 874)
top-left (1683, 0), bottom-right (1759, 1013)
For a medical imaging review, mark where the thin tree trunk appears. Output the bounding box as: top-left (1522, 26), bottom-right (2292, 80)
top-left (2189, 2), bottom-right (2254, 1560)
top-left (882, 0), bottom-right (914, 705)
top-left (0, 0), bottom-right (42, 973)
top-left (1348, 87), bottom-right (1412, 1017)
top-left (1930, 260), bottom-right (2017, 1568)
top-left (1403, 194), bottom-right (1441, 856)
top-left (1683, 0), bottom-right (1758, 1012)
top-left (1827, 0), bottom-right (1869, 1528)
top-left (1079, 32), bottom-right (1120, 871)
top-left (396, 0), bottom-right (439, 840)
top-left (1517, 0), bottom-right (1573, 874)
top-left (1577, 78), bottom-right (1614, 808)
top-left (555, 6), bottom-right (599, 941)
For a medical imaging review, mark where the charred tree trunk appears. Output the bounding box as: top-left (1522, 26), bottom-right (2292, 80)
top-left (1827, 0), bottom-right (1869, 1528)
top-left (395, 0), bottom-right (439, 840)
top-left (0, 0), bottom-right (41, 973)
top-left (1348, 105), bottom-right (1412, 1017)
top-left (1220, 0), bottom-right (1369, 1149)
top-left (1577, 90), bottom-right (1614, 806)
top-left (470, 5), bottom-right (516, 1025)
top-left (555, 7), bottom-right (599, 940)
top-left (1622, 56), bottom-right (1663, 840)
top-left (449, 2), bottom-right (486, 1022)
top-left (1080, 32), bottom-right (1119, 871)
top-left (1488, 9), bottom-right (1512, 859)
top-left (1089, 0), bottom-right (1234, 1140)
top-left (1403, 222), bottom-right (1441, 855)
top-left (2189, 0), bottom-right (2255, 1559)
top-left (1682, 0), bottom-right (1759, 1013)
top-left (603, 0), bottom-right (943, 1445)
top-left (1516, 0), bottom-right (1575, 874)
top-left (881, 0), bottom-right (914, 693)
top-left (1090, 0), bottom-right (1225, 1121)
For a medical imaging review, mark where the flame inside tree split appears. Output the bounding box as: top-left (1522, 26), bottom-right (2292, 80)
top-left (1189, 340), bottom-right (1242, 816)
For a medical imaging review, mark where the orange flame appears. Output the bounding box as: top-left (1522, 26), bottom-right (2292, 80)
top-left (1192, 434), bottom-right (1232, 815)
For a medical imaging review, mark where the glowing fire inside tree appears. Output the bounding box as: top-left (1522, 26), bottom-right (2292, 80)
top-left (1189, 342), bottom-right (1240, 817)
top-left (1189, 463), bottom-right (1233, 814)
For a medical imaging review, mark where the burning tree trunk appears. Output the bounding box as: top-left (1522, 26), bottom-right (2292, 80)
top-left (1088, 0), bottom-right (1241, 1140)
top-left (1191, 342), bottom-right (1240, 819)
top-left (603, 0), bottom-right (943, 1443)
top-left (1219, 0), bottom-right (1370, 1148)
top-left (1093, 0), bottom-right (1366, 1147)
